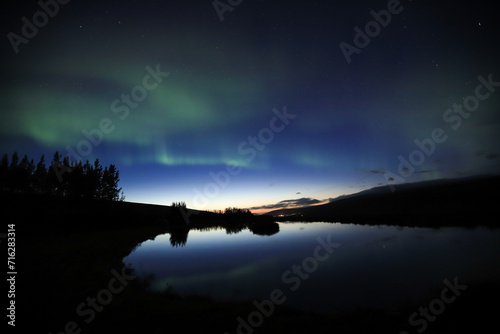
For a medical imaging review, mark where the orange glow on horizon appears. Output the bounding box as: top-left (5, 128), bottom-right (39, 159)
top-left (250, 200), bottom-right (330, 216)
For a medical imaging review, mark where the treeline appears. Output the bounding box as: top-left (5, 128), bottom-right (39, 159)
top-left (211, 207), bottom-right (253, 216)
top-left (0, 151), bottom-right (124, 201)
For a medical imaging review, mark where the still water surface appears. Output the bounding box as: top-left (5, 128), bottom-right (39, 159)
top-left (124, 222), bottom-right (500, 313)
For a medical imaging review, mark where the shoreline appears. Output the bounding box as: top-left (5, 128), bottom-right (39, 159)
top-left (6, 188), bottom-right (499, 333)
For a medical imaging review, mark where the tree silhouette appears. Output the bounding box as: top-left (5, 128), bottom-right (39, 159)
top-left (0, 154), bottom-right (9, 191)
top-left (33, 155), bottom-right (47, 194)
top-left (101, 164), bottom-right (121, 201)
top-left (0, 151), bottom-right (124, 201)
top-left (224, 207), bottom-right (252, 216)
top-left (48, 151), bottom-right (63, 196)
top-left (18, 154), bottom-right (33, 192)
top-left (93, 159), bottom-right (103, 199)
top-left (10, 152), bottom-right (19, 169)
top-left (9, 152), bottom-right (21, 192)
top-left (68, 161), bottom-right (84, 200)
top-left (172, 201), bottom-right (187, 208)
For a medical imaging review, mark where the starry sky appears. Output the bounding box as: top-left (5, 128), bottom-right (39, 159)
top-left (1, 0), bottom-right (499, 213)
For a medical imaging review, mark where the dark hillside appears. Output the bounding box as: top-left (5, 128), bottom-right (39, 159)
top-left (268, 175), bottom-right (500, 227)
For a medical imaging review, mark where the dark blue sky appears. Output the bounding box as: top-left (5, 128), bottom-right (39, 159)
top-left (1, 0), bottom-right (499, 212)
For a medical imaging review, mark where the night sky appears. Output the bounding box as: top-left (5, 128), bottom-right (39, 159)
top-left (1, 0), bottom-right (499, 213)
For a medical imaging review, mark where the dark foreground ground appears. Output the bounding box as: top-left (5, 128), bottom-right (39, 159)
top-left (3, 181), bottom-right (499, 333)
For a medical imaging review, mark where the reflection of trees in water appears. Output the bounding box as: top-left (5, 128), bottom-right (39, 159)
top-left (248, 221), bottom-right (280, 236)
top-left (225, 224), bottom-right (245, 235)
top-left (167, 220), bottom-right (280, 246)
top-left (194, 226), bottom-right (224, 233)
top-left (169, 230), bottom-right (188, 247)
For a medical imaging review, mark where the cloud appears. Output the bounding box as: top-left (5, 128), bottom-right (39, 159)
top-left (354, 168), bottom-right (386, 175)
top-left (355, 167), bottom-right (437, 177)
top-left (413, 169), bottom-right (436, 174)
top-left (249, 197), bottom-right (321, 210)
top-left (476, 150), bottom-right (499, 160)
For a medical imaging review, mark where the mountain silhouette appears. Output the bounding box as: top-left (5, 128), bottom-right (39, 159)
top-left (266, 175), bottom-right (500, 227)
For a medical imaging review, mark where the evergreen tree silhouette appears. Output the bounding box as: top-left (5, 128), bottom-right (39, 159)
top-left (10, 152), bottom-right (19, 169)
top-left (82, 160), bottom-right (94, 199)
top-left (27, 158), bottom-right (35, 192)
top-left (0, 151), bottom-right (124, 201)
top-left (93, 159), bottom-right (103, 199)
top-left (0, 154), bottom-right (9, 191)
top-left (68, 161), bottom-right (84, 200)
top-left (9, 152), bottom-right (20, 192)
top-left (33, 155), bottom-right (47, 194)
top-left (102, 164), bottom-right (121, 201)
top-left (18, 154), bottom-right (31, 192)
top-left (48, 151), bottom-right (62, 196)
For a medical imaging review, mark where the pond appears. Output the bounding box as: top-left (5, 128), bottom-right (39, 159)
top-left (123, 222), bottom-right (500, 313)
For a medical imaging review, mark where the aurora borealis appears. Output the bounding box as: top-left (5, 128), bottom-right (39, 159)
top-left (1, 0), bottom-right (499, 212)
